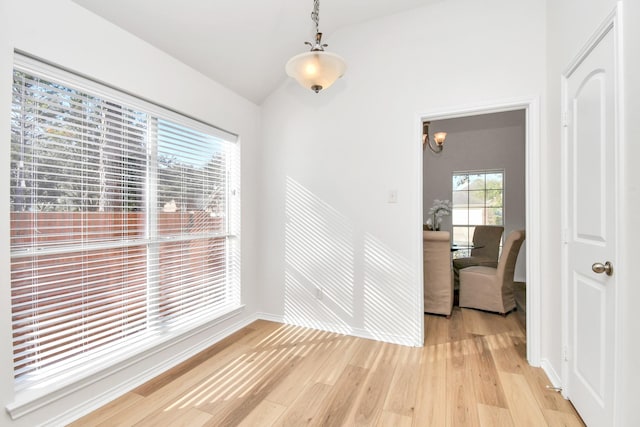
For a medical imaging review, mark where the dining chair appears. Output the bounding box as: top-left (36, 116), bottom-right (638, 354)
top-left (423, 230), bottom-right (453, 317)
top-left (453, 225), bottom-right (504, 287)
top-left (458, 229), bottom-right (526, 315)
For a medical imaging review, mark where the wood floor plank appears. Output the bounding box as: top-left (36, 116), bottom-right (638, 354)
top-left (265, 335), bottom-right (341, 406)
top-left (97, 406), bottom-right (207, 427)
top-left (486, 332), bottom-right (527, 374)
top-left (446, 339), bottom-right (481, 426)
top-left (460, 308), bottom-right (524, 336)
top-left (97, 340), bottom-right (260, 426)
top-left (165, 408), bottom-right (213, 427)
top-left (69, 392), bottom-right (143, 427)
top-left (412, 343), bottom-right (447, 426)
top-left (499, 371), bottom-right (548, 427)
top-left (132, 326), bottom-right (256, 397)
top-left (254, 323), bottom-right (329, 350)
top-left (132, 407), bottom-right (204, 427)
top-left (423, 312), bottom-right (450, 346)
top-left (272, 382), bottom-right (332, 427)
top-left (348, 337), bottom-right (385, 369)
top-left (383, 345), bottom-right (422, 418)
top-left (345, 343), bottom-right (398, 426)
top-left (477, 404), bottom-right (515, 427)
top-left (461, 308), bottom-right (497, 336)
top-left (238, 320), bottom-right (290, 349)
top-left (236, 400), bottom-right (287, 427)
top-left (132, 321), bottom-right (296, 425)
top-left (543, 408), bottom-right (586, 427)
top-left (94, 383), bottom-right (195, 427)
top-left (468, 336), bottom-right (508, 408)
top-left (447, 307), bottom-right (475, 343)
top-left (129, 323), bottom-right (272, 421)
top-left (198, 350), bottom-right (304, 424)
top-left (310, 335), bottom-right (360, 386)
top-left (376, 411), bottom-right (412, 427)
top-left (312, 364), bottom-right (369, 426)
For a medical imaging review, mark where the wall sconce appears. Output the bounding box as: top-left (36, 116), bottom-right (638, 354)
top-left (423, 122), bottom-right (447, 153)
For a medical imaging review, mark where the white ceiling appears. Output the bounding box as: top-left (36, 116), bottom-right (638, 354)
top-left (72, 0), bottom-right (439, 104)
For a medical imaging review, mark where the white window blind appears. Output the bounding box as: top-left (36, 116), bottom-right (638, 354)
top-left (10, 55), bottom-right (240, 390)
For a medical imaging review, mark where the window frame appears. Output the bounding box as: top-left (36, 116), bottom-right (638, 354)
top-left (9, 54), bottom-right (242, 396)
top-left (451, 169), bottom-right (505, 254)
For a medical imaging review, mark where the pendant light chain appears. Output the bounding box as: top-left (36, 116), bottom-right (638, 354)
top-left (311, 0), bottom-right (320, 34)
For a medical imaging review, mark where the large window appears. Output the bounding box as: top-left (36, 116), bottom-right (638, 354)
top-left (451, 170), bottom-right (504, 255)
top-left (10, 55), bottom-right (240, 390)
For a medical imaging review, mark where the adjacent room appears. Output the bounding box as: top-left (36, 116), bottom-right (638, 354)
top-left (0, 0), bottom-right (638, 426)
top-left (422, 111), bottom-right (527, 327)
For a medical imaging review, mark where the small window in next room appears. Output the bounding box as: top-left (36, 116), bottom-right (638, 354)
top-left (451, 170), bottom-right (504, 256)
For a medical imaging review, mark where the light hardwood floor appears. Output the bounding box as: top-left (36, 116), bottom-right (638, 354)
top-left (70, 308), bottom-right (584, 426)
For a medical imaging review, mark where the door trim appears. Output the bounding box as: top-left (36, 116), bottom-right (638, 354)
top-left (416, 96), bottom-right (542, 365)
top-left (560, 3), bottom-right (624, 424)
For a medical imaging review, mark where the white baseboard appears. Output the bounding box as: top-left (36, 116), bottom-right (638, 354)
top-left (255, 312), bottom-right (283, 324)
top-left (540, 358), bottom-right (563, 389)
top-left (256, 312), bottom-right (421, 347)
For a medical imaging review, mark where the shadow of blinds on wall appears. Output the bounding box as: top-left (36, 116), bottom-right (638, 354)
top-left (10, 54), bottom-right (240, 392)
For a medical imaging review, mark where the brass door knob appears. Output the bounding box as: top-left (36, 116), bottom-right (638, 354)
top-left (592, 261), bottom-right (613, 276)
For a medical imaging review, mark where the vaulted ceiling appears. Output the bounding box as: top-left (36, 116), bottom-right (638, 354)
top-left (72, 0), bottom-right (440, 104)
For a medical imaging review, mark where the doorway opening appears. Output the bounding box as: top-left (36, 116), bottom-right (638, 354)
top-left (417, 98), bottom-right (541, 365)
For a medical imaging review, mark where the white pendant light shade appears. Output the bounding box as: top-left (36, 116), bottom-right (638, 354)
top-left (286, 1), bottom-right (347, 93)
top-left (286, 50), bottom-right (347, 93)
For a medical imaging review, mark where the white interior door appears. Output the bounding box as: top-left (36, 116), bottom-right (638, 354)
top-left (563, 15), bottom-right (619, 427)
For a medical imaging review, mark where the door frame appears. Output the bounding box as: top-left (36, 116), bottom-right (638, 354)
top-left (416, 97), bottom-right (542, 365)
top-left (560, 4), bottom-right (624, 422)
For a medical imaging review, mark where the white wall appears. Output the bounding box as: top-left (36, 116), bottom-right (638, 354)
top-left (0, 1), bottom-right (261, 425)
top-left (546, 0), bottom-right (639, 424)
top-left (260, 0), bottom-right (545, 346)
top-left (423, 111), bottom-right (526, 281)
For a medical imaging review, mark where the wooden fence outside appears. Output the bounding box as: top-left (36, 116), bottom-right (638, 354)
top-left (11, 211), bottom-right (226, 378)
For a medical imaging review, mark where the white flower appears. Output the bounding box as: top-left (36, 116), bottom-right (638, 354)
top-left (427, 199), bottom-right (452, 217)
top-left (425, 199), bottom-right (452, 230)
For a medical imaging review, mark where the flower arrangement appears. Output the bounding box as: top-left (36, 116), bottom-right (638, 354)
top-left (426, 199), bottom-right (452, 231)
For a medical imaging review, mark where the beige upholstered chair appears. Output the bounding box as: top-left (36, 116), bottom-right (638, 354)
top-left (459, 229), bottom-right (525, 315)
top-left (453, 225), bottom-right (504, 287)
top-left (423, 231), bottom-right (453, 317)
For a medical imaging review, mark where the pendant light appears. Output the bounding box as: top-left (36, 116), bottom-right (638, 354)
top-left (285, 0), bottom-right (347, 93)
